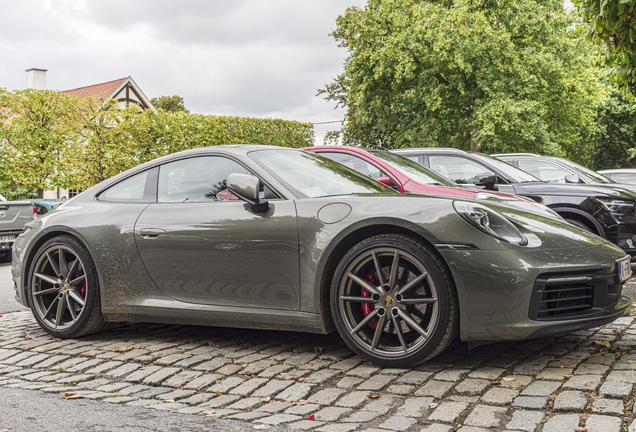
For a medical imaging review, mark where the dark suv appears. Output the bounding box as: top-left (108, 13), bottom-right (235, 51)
top-left (392, 148), bottom-right (636, 257)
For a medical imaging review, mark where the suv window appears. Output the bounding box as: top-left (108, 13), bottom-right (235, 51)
top-left (158, 156), bottom-right (253, 203)
top-left (428, 155), bottom-right (497, 185)
top-left (319, 152), bottom-right (388, 179)
top-left (515, 159), bottom-right (575, 183)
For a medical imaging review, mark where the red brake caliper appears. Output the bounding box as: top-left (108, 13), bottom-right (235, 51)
top-left (361, 270), bottom-right (378, 329)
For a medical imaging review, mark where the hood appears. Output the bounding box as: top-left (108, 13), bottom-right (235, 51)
top-left (515, 182), bottom-right (636, 200)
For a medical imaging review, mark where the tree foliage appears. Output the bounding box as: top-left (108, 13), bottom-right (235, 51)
top-left (0, 90), bottom-right (314, 197)
top-left (573, 0), bottom-right (636, 92)
top-left (150, 95), bottom-right (190, 113)
top-left (321, 0), bottom-right (608, 155)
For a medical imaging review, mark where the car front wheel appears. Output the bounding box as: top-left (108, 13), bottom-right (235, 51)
top-left (331, 234), bottom-right (458, 367)
top-left (27, 235), bottom-right (107, 338)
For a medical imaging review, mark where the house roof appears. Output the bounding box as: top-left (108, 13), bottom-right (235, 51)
top-left (63, 78), bottom-right (127, 99)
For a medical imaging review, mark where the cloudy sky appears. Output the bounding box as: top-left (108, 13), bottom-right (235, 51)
top-left (0, 0), bottom-right (366, 143)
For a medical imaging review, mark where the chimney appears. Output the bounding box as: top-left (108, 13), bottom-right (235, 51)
top-left (25, 68), bottom-right (47, 89)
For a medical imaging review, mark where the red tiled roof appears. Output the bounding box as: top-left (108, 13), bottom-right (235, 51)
top-left (63, 78), bottom-right (127, 99)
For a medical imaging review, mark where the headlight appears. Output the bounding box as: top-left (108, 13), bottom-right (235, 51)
top-left (453, 201), bottom-right (528, 246)
top-left (597, 198), bottom-right (635, 213)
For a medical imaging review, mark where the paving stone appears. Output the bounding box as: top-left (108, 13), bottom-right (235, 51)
top-left (364, 394), bottom-right (402, 414)
top-left (199, 394), bottom-right (241, 408)
top-left (194, 357), bottom-right (231, 372)
top-left (605, 370), bottom-right (636, 384)
top-left (454, 378), bottom-right (489, 395)
top-left (377, 416), bottom-right (417, 431)
top-left (387, 384), bottom-right (415, 395)
top-left (84, 361), bottom-right (123, 375)
top-left (563, 374), bottom-right (602, 391)
top-left (395, 397), bottom-right (434, 417)
top-left (142, 367), bottom-right (180, 385)
top-left (184, 373), bottom-right (222, 390)
top-left (433, 368), bottom-right (470, 382)
top-left (180, 392), bottom-right (215, 405)
top-left (419, 424), bottom-right (453, 432)
top-left (542, 414), bottom-right (581, 432)
top-left (216, 364), bottom-right (244, 376)
top-left (504, 410), bottom-right (545, 432)
top-left (468, 367), bottom-right (505, 380)
top-left (288, 420), bottom-right (327, 430)
top-left (481, 387), bottom-right (519, 405)
top-left (103, 396), bottom-right (137, 404)
top-left (315, 424), bottom-right (360, 432)
top-left (395, 371), bottom-right (432, 385)
top-left (229, 378), bottom-right (269, 396)
top-left (118, 385), bottom-right (150, 395)
top-left (208, 376), bottom-right (244, 393)
top-left (512, 396), bottom-right (547, 409)
top-left (585, 414), bottom-right (622, 431)
top-left (76, 378), bottom-right (110, 389)
top-left (284, 403), bottom-right (320, 416)
top-left (337, 377), bottom-right (364, 389)
top-left (497, 375), bottom-right (533, 388)
top-left (256, 401), bottom-right (293, 413)
top-left (313, 406), bottom-right (352, 421)
top-left (56, 374), bottom-right (93, 384)
top-left (226, 412), bottom-right (268, 421)
top-left (330, 359), bottom-right (362, 371)
top-left (154, 353), bottom-right (191, 366)
top-left (107, 363), bottom-right (142, 378)
top-left (335, 391), bottom-right (369, 408)
top-left (414, 380), bottom-right (454, 398)
top-left (308, 388), bottom-right (345, 405)
top-left (162, 371), bottom-right (203, 388)
top-left (226, 397), bottom-right (262, 410)
top-left (599, 381), bottom-right (633, 398)
top-left (464, 405), bottom-right (507, 428)
top-left (553, 390), bottom-right (588, 411)
top-left (257, 413), bottom-right (303, 425)
top-left (576, 363), bottom-right (611, 375)
top-left (252, 379), bottom-right (294, 398)
top-left (428, 402), bottom-right (468, 423)
top-left (95, 382), bottom-right (131, 393)
top-left (276, 383), bottom-right (313, 401)
top-left (590, 398), bottom-right (624, 415)
top-left (305, 368), bottom-right (340, 384)
top-left (156, 389), bottom-right (197, 401)
top-left (357, 374), bottom-right (393, 391)
top-left (536, 367), bottom-right (573, 381)
top-left (346, 364), bottom-right (380, 378)
top-left (135, 386), bottom-right (172, 399)
top-left (520, 380), bottom-right (561, 396)
top-left (342, 410), bottom-right (381, 422)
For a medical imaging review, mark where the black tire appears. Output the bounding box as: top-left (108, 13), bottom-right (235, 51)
top-left (0, 251), bottom-right (11, 263)
top-left (27, 235), bottom-right (108, 338)
top-left (564, 218), bottom-right (594, 233)
top-left (330, 234), bottom-right (458, 367)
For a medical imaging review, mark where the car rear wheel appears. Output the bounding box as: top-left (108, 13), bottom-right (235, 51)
top-left (564, 218), bottom-right (593, 233)
top-left (331, 234), bottom-right (458, 367)
top-left (27, 236), bottom-right (107, 338)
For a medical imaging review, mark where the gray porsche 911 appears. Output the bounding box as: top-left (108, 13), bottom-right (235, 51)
top-left (11, 146), bottom-right (632, 367)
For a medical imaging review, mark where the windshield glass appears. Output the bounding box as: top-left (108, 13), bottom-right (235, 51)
top-left (557, 158), bottom-right (614, 184)
top-left (473, 154), bottom-right (541, 182)
top-left (250, 149), bottom-right (396, 198)
top-left (369, 150), bottom-right (456, 186)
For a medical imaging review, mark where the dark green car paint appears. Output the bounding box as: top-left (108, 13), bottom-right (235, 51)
top-left (11, 146), bottom-right (631, 344)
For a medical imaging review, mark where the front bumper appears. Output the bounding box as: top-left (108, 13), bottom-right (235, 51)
top-left (440, 243), bottom-right (631, 343)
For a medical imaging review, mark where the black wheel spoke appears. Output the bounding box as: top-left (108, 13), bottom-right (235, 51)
top-left (400, 297), bottom-right (437, 305)
top-left (340, 296), bottom-right (376, 303)
top-left (371, 250), bottom-right (386, 285)
top-left (66, 296), bottom-right (77, 321)
top-left (68, 289), bottom-right (85, 307)
top-left (55, 296), bottom-right (65, 327)
top-left (45, 252), bottom-right (60, 277)
top-left (397, 309), bottom-right (429, 338)
top-left (391, 314), bottom-right (408, 354)
top-left (396, 272), bottom-right (427, 296)
top-left (370, 313), bottom-right (387, 351)
top-left (350, 308), bottom-right (379, 334)
top-left (58, 247), bottom-right (69, 279)
top-left (388, 250), bottom-right (400, 288)
top-left (69, 274), bottom-right (86, 287)
top-left (347, 272), bottom-right (382, 296)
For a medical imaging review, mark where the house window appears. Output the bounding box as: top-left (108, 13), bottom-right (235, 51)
top-left (68, 189), bottom-right (82, 198)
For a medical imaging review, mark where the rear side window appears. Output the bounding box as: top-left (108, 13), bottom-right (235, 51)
top-left (99, 169), bottom-right (156, 203)
top-left (319, 152), bottom-right (387, 179)
top-left (428, 155), bottom-right (495, 185)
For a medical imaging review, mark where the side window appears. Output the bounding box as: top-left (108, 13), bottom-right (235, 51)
top-left (100, 170), bottom-right (152, 202)
top-left (319, 152), bottom-right (388, 179)
top-left (516, 160), bottom-right (573, 183)
top-left (611, 173), bottom-right (636, 185)
top-left (428, 156), bottom-right (495, 185)
top-left (158, 156), bottom-right (255, 203)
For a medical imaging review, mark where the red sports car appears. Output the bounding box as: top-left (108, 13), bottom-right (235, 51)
top-left (304, 146), bottom-right (528, 201)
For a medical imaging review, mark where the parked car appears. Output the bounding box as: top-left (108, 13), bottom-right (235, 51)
top-left (12, 146), bottom-right (632, 367)
top-left (0, 195), bottom-right (37, 263)
top-left (598, 169), bottom-right (636, 185)
top-left (304, 146), bottom-right (561, 218)
top-left (392, 148), bottom-right (636, 256)
top-left (30, 199), bottom-right (65, 216)
top-left (493, 153), bottom-right (636, 195)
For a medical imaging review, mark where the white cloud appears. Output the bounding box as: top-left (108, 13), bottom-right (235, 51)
top-left (0, 0), bottom-right (366, 143)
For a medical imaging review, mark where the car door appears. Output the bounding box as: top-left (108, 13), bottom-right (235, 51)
top-left (134, 155), bottom-right (300, 310)
top-left (426, 154), bottom-right (516, 194)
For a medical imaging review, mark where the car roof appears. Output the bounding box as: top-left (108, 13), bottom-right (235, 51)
top-left (392, 148), bottom-right (469, 154)
top-left (492, 153), bottom-right (540, 158)
top-left (598, 169), bottom-right (636, 173)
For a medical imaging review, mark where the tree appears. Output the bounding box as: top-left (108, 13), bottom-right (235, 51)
top-left (321, 0), bottom-right (608, 155)
top-left (573, 0), bottom-right (636, 93)
top-left (0, 89), bottom-right (77, 197)
top-left (150, 95), bottom-right (189, 113)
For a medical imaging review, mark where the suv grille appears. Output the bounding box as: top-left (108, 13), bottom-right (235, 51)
top-left (530, 272), bottom-right (621, 321)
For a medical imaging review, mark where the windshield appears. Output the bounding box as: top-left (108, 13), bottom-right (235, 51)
top-left (557, 158), bottom-right (614, 184)
top-left (250, 149), bottom-right (395, 198)
top-left (473, 154), bottom-right (542, 182)
top-left (369, 150), bottom-right (456, 186)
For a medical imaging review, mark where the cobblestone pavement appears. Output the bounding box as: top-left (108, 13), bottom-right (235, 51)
top-left (2, 284), bottom-right (636, 432)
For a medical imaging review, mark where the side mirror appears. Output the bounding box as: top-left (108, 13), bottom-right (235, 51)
top-left (374, 176), bottom-right (393, 187)
top-left (473, 172), bottom-right (497, 190)
top-left (227, 173), bottom-right (269, 213)
top-left (564, 174), bottom-right (581, 184)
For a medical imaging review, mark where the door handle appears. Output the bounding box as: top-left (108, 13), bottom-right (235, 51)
top-left (140, 228), bottom-right (166, 238)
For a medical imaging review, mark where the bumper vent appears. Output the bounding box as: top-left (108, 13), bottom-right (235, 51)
top-left (530, 272), bottom-right (622, 321)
